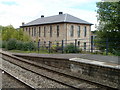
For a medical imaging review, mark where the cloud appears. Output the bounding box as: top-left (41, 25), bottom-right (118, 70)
top-left (0, 0), bottom-right (98, 30)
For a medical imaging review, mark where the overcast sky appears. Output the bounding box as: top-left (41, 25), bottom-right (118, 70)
top-left (0, 0), bottom-right (101, 31)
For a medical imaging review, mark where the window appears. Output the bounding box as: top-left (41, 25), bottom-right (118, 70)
top-left (78, 26), bottom-right (80, 37)
top-left (39, 27), bottom-right (41, 37)
top-left (78, 41), bottom-right (80, 46)
top-left (32, 28), bottom-right (34, 37)
top-left (84, 26), bottom-right (87, 37)
top-left (50, 26), bottom-right (52, 37)
top-left (57, 25), bottom-right (59, 37)
top-left (70, 25), bottom-right (74, 37)
top-left (84, 42), bottom-right (86, 50)
top-left (34, 27), bottom-right (36, 36)
top-left (29, 27), bottom-right (30, 35)
top-left (26, 28), bottom-right (27, 32)
top-left (44, 26), bottom-right (46, 37)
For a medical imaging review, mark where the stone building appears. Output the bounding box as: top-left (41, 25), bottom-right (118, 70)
top-left (20, 12), bottom-right (93, 51)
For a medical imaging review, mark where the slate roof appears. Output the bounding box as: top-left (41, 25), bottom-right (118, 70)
top-left (21, 13), bottom-right (93, 27)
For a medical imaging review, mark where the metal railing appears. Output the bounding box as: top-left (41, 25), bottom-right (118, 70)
top-left (36, 36), bottom-right (120, 55)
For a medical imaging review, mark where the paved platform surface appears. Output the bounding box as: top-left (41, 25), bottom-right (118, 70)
top-left (12, 53), bottom-right (119, 65)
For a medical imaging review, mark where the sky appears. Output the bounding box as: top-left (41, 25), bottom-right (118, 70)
top-left (0, 0), bottom-right (101, 31)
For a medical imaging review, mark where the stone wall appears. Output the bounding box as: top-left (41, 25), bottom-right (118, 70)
top-left (23, 23), bottom-right (91, 50)
top-left (14, 54), bottom-right (119, 88)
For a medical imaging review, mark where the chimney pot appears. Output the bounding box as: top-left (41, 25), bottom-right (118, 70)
top-left (59, 12), bottom-right (63, 15)
top-left (41, 15), bottom-right (44, 18)
top-left (22, 22), bottom-right (25, 26)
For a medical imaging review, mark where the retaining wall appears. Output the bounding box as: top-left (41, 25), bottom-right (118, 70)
top-left (13, 54), bottom-right (120, 89)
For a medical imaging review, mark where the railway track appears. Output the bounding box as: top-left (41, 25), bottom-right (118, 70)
top-left (1, 51), bottom-right (117, 89)
top-left (1, 69), bottom-right (35, 90)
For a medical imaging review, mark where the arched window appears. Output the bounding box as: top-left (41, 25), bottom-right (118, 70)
top-left (29, 27), bottom-right (30, 35)
top-left (34, 27), bottom-right (36, 36)
top-left (50, 26), bottom-right (52, 37)
top-left (70, 25), bottom-right (74, 37)
top-left (32, 28), bottom-right (34, 37)
top-left (78, 26), bottom-right (80, 37)
top-left (57, 25), bottom-right (59, 37)
top-left (39, 27), bottom-right (41, 37)
top-left (84, 26), bottom-right (87, 37)
top-left (44, 26), bottom-right (46, 37)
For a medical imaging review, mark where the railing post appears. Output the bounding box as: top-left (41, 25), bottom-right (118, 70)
top-left (91, 36), bottom-right (93, 53)
top-left (75, 39), bottom-right (77, 53)
top-left (48, 41), bottom-right (51, 53)
top-left (106, 38), bottom-right (109, 55)
top-left (62, 40), bottom-right (64, 54)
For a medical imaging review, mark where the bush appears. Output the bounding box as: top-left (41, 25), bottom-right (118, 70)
top-left (28, 42), bottom-right (36, 51)
top-left (22, 41), bottom-right (36, 51)
top-left (1, 41), bottom-right (7, 48)
top-left (7, 39), bottom-right (17, 50)
top-left (113, 49), bottom-right (120, 56)
top-left (64, 44), bottom-right (80, 53)
top-left (51, 45), bottom-right (62, 53)
top-left (22, 42), bottom-right (29, 51)
top-left (16, 41), bottom-right (23, 50)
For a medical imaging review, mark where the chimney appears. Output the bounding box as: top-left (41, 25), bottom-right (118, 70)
top-left (59, 12), bottom-right (63, 15)
top-left (41, 15), bottom-right (44, 18)
top-left (22, 22), bottom-right (25, 26)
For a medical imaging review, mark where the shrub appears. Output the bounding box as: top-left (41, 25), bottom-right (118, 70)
top-left (112, 49), bottom-right (120, 56)
top-left (22, 42), bottom-right (29, 51)
top-left (1, 41), bottom-right (7, 49)
top-left (7, 39), bottom-right (17, 50)
top-left (16, 41), bottom-right (23, 50)
top-left (51, 45), bottom-right (57, 52)
top-left (22, 41), bottom-right (36, 51)
top-left (28, 42), bottom-right (36, 51)
top-left (51, 45), bottom-right (62, 53)
top-left (64, 44), bottom-right (80, 53)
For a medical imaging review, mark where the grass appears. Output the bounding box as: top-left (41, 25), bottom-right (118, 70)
top-left (3, 49), bottom-right (120, 56)
top-left (9, 50), bottom-right (49, 54)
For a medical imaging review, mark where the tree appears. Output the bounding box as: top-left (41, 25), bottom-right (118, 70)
top-left (96, 1), bottom-right (120, 54)
top-left (1, 25), bottom-right (31, 42)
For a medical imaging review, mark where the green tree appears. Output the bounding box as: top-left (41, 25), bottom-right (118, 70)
top-left (2, 25), bottom-right (15, 41)
top-left (1, 25), bottom-right (31, 42)
top-left (96, 2), bottom-right (120, 54)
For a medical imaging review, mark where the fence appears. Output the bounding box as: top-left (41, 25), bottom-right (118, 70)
top-left (36, 36), bottom-right (120, 55)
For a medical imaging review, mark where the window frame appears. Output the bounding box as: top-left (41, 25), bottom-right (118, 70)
top-left (50, 25), bottom-right (52, 37)
top-left (34, 27), bottom-right (36, 36)
top-left (84, 26), bottom-right (87, 37)
top-left (70, 25), bottom-right (74, 37)
top-left (44, 26), bottom-right (46, 37)
top-left (57, 25), bottom-right (59, 37)
top-left (29, 27), bottom-right (30, 35)
top-left (78, 26), bottom-right (80, 37)
top-left (32, 27), bottom-right (34, 37)
top-left (39, 27), bottom-right (41, 37)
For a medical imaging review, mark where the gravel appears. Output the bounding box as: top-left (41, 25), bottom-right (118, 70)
top-left (2, 58), bottom-right (100, 89)
top-left (2, 59), bottom-right (69, 88)
top-left (2, 71), bottom-right (33, 89)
